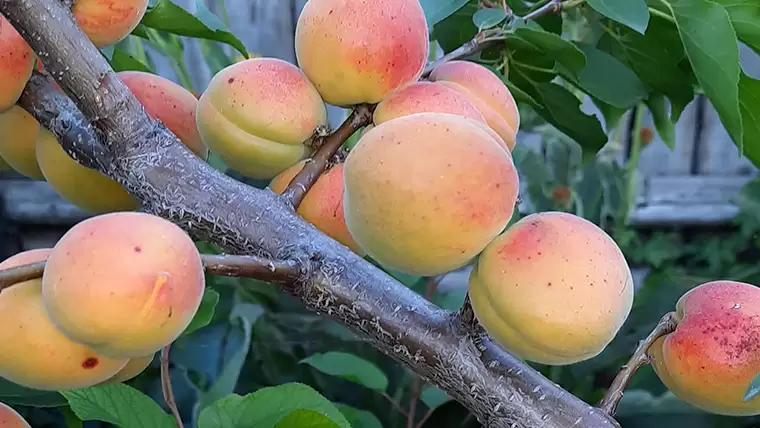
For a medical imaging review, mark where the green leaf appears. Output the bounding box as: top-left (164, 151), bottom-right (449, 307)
top-left (420, 386), bottom-right (451, 409)
top-left (432, 2), bottom-right (479, 53)
top-left (141, 0), bottom-right (248, 57)
top-left (647, 94), bottom-right (676, 149)
top-left (510, 26), bottom-right (587, 76)
top-left (586, 0), bottom-right (650, 34)
top-left (472, 8), bottom-right (508, 30)
top-left (182, 288), bottom-right (220, 336)
top-left (108, 49), bottom-right (154, 73)
top-left (197, 383), bottom-right (350, 428)
top-left (334, 404), bottom-right (383, 428)
top-left (420, 0), bottom-right (471, 27)
top-left (665, 0), bottom-right (743, 152)
top-left (274, 410), bottom-right (341, 428)
top-left (739, 73), bottom-right (760, 167)
top-left (0, 378), bottom-right (66, 407)
top-left (300, 352), bottom-right (388, 392)
top-left (710, 0), bottom-right (760, 54)
top-left (61, 384), bottom-right (175, 428)
top-left (565, 43), bottom-right (647, 109)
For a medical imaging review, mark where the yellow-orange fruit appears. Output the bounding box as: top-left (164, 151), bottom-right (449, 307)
top-left (468, 211), bottom-right (634, 365)
top-left (0, 106), bottom-right (44, 180)
top-left (42, 212), bottom-right (205, 358)
top-left (650, 280), bottom-right (760, 415)
top-left (0, 249), bottom-right (128, 391)
top-left (429, 61), bottom-right (520, 149)
top-left (344, 112), bottom-right (519, 276)
top-left (118, 71), bottom-right (208, 159)
top-left (373, 81), bottom-right (487, 126)
top-left (72, 0), bottom-right (150, 48)
top-left (0, 16), bottom-right (34, 112)
top-left (196, 57), bottom-right (328, 179)
top-left (36, 129), bottom-right (139, 214)
top-left (294, 0), bottom-right (429, 106)
top-left (0, 402), bottom-right (31, 428)
top-left (101, 354), bottom-right (154, 384)
top-left (270, 161), bottom-right (365, 255)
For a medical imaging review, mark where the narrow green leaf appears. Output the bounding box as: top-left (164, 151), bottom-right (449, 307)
top-left (710, 0), bottom-right (760, 54)
top-left (197, 383), bottom-right (350, 428)
top-left (472, 8), bottom-right (508, 30)
top-left (586, 0), bottom-right (650, 34)
top-left (738, 73), bottom-right (760, 167)
top-left (109, 49), bottom-right (154, 73)
top-left (646, 94), bottom-right (676, 149)
top-left (61, 384), bottom-right (175, 428)
top-left (420, 0), bottom-right (471, 27)
top-left (0, 378), bottom-right (66, 407)
top-left (182, 288), bottom-right (220, 336)
top-left (511, 27), bottom-right (587, 75)
top-left (300, 352), bottom-right (388, 392)
top-left (666, 0), bottom-right (743, 151)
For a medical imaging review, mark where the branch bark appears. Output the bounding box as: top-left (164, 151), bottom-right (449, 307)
top-left (0, 2), bottom-right (620, 427)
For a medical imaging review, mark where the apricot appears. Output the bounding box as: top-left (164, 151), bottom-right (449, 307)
top-left (343, 112), bottom-right (519, 276)
top-left (0, 249), bottom-right (128, 391)
top-left (270, 161), bottom-right (365, 255)
top-left (0, 106), bottom-right (44, 180)
top-left (101, 354), bottom-right (154, 384)
top-left (0, 402), bottom-right (31, 428)
top-left (373, 81), bottom-right (487, 126)
top-left (36, 129), bottom-right (139, 214)
top-left (468, 211), bottom-right (634, 365)
top-left (649, 280), bottom-right (760, 416)
top-left (72, 0), bottom-right (149, 48)
top-left (428, 61), bottom-right (520, 149)
top-left (0, 16), bottom-right (34, 112)
top-left (196, 57), bottom-right (328, 179)
top-left (41, 212), bottom-right (205, 358)
top-left (118, 71), bottom-right (208, 159)
top-left (294, 0), bottom-right (429, 106)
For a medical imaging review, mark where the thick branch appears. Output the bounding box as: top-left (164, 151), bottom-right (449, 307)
top-left (597, 312), bottom-right (678, 415)
top-left (1, 2), bottom-right (620, 427)
top-left (281, 105), bottom-right (374, 208)
top-left (0, 254), bottom-right (300, 291)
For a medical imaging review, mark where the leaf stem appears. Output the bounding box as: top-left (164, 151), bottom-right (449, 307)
top-left (648, 7), bottom-right (676, 24)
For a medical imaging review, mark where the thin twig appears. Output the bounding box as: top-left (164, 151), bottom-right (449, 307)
top-left (408, 377), bottom-right (421, 428)
top-left (160, 345), bottom-right (183, 428)
top-left (281, 104), bottom-right (375, 209)
top-left (415, 407), bottom-right (436, 428)
top-left (0, 254), bottom-right (301, 291)
top-left (382, 391), bottom-right (410, 417)
top-left (597, 312), bottom-right (679, 416)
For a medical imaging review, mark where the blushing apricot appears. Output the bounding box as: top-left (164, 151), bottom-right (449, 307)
top-left (295, 0), bottom-right (429, 106)
top-left (118, 71), bottom-right (208, 159)
top-left (0, 249), bottom-right (128, 391)
top-left (468, 211), bottom-right (634, 365)
top-left (72, 0), bottom-right (149, 48)
top-left (650, 280), bottom-right (760, 416)
top-left (373, 81), bottom-right (486, 126)
top-left (429, 61), bottom-right (520, 149)
top-left (196, 57), bottom-right (328, 179)
top-left (36, 129), bottom-right (139, 214)
top-left (270, 161), bottom-right (365, 255)
top-left (0, 106), bottom-right (44, 180)
top-left (42, 212), bottom-right (205, 358)
top-left (101, 354), bottom-right (154, 384)
top-left (0, 402), bottom-right (31, 428)
top-left (0, 16), bottom-right (34, 112)
top-left (343, 112), bottom-right (519, 276)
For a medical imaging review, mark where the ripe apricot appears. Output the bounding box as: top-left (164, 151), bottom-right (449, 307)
top-left (650, 280), bottom-right (760, 416)
top-left (35, 129), bottom-right (139, 214)
top-left (0, 106), bottom-right (44, 180)
top-left (0, 402), bottom-right (31, 428)
top-left (373, 81), bottom-right (487, 126)
top-left (196, 57), bottom-right (328, 179)
top-left (42, 212), bottom-right (205, 358)
top-left (295, 0), bottom-right (429, 106)
top-left (468, 211), bottom-right (634, 365)
top-left (101, 354), bottom-right (154, 384)
top-left (0, 16), bottom-right (34, 112)
top-left (72, 0), bottom-right (149, 48)
top-left (118, 71), bottom-right (208, 159)
top-left (343, 112), bottom-right (519, 276)
top-left (429, 61), bottom-right (520, 149)
top-left (270, 161), bottom-right (365, 255)
top-left (0, 249), bottom-right (128, 391)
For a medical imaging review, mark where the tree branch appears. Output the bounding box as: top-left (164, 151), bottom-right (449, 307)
top-left (596, 312), bottom-right (678, 415)
top-left (0, 2), bottom-right (620, 426)
top-left (281, 104), bottom-right (374, 208)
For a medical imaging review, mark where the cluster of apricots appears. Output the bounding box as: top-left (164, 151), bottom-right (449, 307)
top-left (2, 0), bottom-right (760, 421)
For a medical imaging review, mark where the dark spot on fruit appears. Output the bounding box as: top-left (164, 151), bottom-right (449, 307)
top-left (82, 358), bottom-right (99, 369)
top-left (134, 246), bottom-right (142, 253)
top-left (228, 77), bottom-right (235, 84)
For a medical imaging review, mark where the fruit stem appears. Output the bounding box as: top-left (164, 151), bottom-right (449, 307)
top-left (597, 311), bottom-right (678, 416)
top-left (161, 344), bottom-right (184, 428)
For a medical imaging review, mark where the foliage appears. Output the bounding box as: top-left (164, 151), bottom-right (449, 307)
top-left (2, 0), bottom-right (760, 427)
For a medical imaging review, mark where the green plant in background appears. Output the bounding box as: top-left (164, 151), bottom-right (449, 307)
top-left (1, 0), bottom-right (760, 427)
